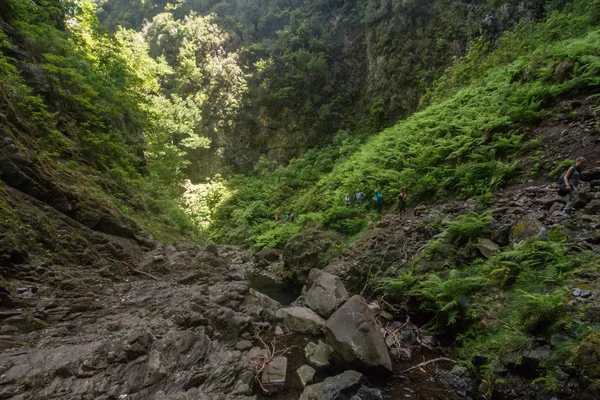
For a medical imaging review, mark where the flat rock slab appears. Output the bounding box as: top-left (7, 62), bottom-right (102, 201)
top-left (261, 356), bottom-right (287, 390)
top-left (476, 238), bottom-right (500, 259)
top-left (324, 295), bottom-right (392, 373)
top-left (297, 364), bottom-right (316, 387)
top-left (276, 307), bottom-right (326, 335)
top-left (304, 269), bottom-right (349, 318)
top-left (299, 370), bottom-right (364, 400)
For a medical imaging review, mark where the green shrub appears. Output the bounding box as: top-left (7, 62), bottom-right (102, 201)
top-left (445, 212), bottom-right (492, 245)
top-left (322, 206), bottom-right (367, 235)
top-left (512, 289), bottom-right (566, 335)
top-left (416, 269), bottom-right (486, 329)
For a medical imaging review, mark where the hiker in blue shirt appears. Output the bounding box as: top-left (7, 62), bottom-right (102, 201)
top-left (373, 191), bottom-right (384, 214)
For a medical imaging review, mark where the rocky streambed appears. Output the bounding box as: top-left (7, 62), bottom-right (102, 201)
top-left (0, 244), bottom-right (470, 400)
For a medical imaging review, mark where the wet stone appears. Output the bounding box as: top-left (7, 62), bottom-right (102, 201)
top-left (296, 364), bottom-right (316, 387)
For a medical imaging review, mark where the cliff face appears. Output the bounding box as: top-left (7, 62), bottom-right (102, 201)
top-left (95, 0), bottom-right (561, 177)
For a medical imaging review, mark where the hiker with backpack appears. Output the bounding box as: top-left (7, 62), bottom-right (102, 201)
top-left (558, 157), bottom-right (589, 218)
top-left (354, 189), bottom-right (366, 206)
top-left (374, 190), bottom-right (384, 214)
top-left (397, 189), bottom-right (407, 216)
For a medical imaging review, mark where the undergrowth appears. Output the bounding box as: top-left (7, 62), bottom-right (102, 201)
top-left (205, 5), bottom-right (600, 249)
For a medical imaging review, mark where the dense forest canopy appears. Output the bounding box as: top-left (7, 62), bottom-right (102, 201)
top-left (93, 0), bottom-right (579, 178)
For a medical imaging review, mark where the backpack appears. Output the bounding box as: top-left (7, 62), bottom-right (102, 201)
top-left (557, 183), bottom-right (569, 196)
top-left (375, 193), bottom-right (383, 203)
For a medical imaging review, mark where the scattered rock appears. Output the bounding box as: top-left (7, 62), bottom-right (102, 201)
top-left (476, 238), bottom-right (500, 259)
top-left (352, 386), bottom-right (383, 400)
top-left (304, 269), bottom-right (349, 318)
top-left (261, 356), bottom-right (287, 391)
top-left (305, 340), bottom-right (334, 368)
top-left (509, 215), bottom-right (546, 244)
top-left (297, 365), bottom-right (316, 387)
top-left (0, 325), bottom-right (18, 334)
top-left (274, 326), bottom-right (284, 336)
top-left (299, 370), bottom-right (365, 400)
top-left (276, 307), bottom-right (326, 335)
top-left (584, 199), bottom-right (600, 215)
top-left (324, 295), bottom-right (392, 373)
top-left (236, 340), bottom-right (253, 351)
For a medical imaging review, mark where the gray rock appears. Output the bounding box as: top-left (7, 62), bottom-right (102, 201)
top-left (476, 238), bottom-right (500, 259)
top-left (299, 370), bottom-right (364, 400)
top-left (324, 295), bottom-right (392, 373)
top-left (584, 199), bottom-right (600, 215)
top-left (274, 326), bottom-right (284, 336)
top-left (355, 386), bottom-right (383, 400)
top-left (581, 290), bottom-right (592, 298)
top-left (304, 269), bottom-right (349, 318)
top-left (549, 201), bottom-right (565, 214)
top-left (296, 365), bottom-right (316, 387)
top-left (509, 215), bottom-right (546, 244)
top-left (276, 307), bottom-right (326, 335)
top-left (573, 288), bottom-right (582, 297)
top-left (261, 356), bottom-right (287, 391)
top-left (236, 340), bottom-right (253, 351)
top-left (305, 340), bottom-right (334, 368)
top-left (0, 325), bottom-right (18, 334)
top-left (255, 248), bottom-right (279, 262)
top-left (239, 289), bottom-right (281, 320)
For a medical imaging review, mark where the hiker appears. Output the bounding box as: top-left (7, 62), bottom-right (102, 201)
top-left (274, 213), bottom-right (280, 223)
top-left (397, 189), bottom-right (407, 216)
top-left (289, 212), bottom-right (295, 223)
top-left (558, 157), bottom-right (589, 217)
top-left (283, 214), bottom-right (290, 223)
top-left (373, 190), bottom-right (384, 214)
top-left (354, 189), bottom-right (366, 206)
top-left (344, 194), bottom-right (351, 207)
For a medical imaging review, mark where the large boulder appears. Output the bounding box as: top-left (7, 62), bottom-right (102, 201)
top-left (255, 247), bottom-right (279, 263)
top-left (282, 228), bottom-right (341, 287)
top-left (305, 269), bottom-right (349, 318)
top-left (324, 295), bottom-right (392, 373)
top-left (276, 307), bottom-right (326, 335)
top-left (239, 289), bottom-right (282, 320)
top-left (509, 215), bottom-right (546, 244)
top-left (299, 370), bottom-right (364, 400)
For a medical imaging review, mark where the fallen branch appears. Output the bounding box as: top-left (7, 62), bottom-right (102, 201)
top-left (402, 357), bottom-right (456, 373)
top-left (126, 265), bottom-right (159, 281)
top-left (107, 257), bottom-right (159, 281)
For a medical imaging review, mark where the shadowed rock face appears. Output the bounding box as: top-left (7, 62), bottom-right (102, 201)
top-left (324, 295), bottom-right (392, 373)
top-left (304, 268), bottom-right (349, 318)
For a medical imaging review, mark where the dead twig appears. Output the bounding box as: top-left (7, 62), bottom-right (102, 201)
top-left (107, 257), bottom-right (159, 281)
top-left (252, 333), bottom-right (296, 394)
top-left (402, 357), bottom-right (456, 374)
